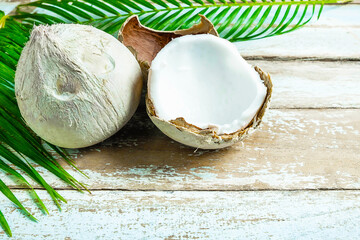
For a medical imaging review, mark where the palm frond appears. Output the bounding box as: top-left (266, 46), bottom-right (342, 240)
top-left (15, 0), bottom-right (350, 41)
top-left (0, 210), bottom-right (11, 237)
top-left (0, 178), bottom-right (37, 223)
top-left (0, 158), bottom-right (48, 214)
top-left (0, 11), bottom-right (86, 236)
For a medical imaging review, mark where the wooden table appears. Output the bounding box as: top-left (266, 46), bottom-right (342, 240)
top-left (1, 2), bottom-right (360, 239)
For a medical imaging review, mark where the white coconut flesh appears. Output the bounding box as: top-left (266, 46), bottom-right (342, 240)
top-left (149, 34), bottom-right (267, 135)
top-left (15, 24), bottom-right (142, 148)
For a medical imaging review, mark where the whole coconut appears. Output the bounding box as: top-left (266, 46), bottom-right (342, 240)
top-left (15, 24), bottom-right (142, 148)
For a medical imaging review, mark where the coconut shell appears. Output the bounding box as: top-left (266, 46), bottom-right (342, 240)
top-left (118, 15), bottom-right (218, 77)
top-left (146, 66), bottom-right (272, 149)
top-left (119, 15), bottom-right (273, 149)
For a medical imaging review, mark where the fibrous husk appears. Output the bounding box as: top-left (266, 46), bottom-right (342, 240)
top-left (119, 15), bottom-right (273, 149)
top-left (15, 24), bottom-right (142, 148)
top-left (118, 15), bottom-right (218, 77)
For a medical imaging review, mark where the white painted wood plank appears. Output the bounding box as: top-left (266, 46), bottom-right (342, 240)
top-left (236, 27), bottom-right (360, 59)
top-left (315, 5), bottom-right (360, 27)
top-left (3, 109), bottom-right (359, 190)
top-left (234, 3), bottom-right (360, 59)
top-left (1, 190), bottom-right (360, 239)
top-left (248, 60), bottom-right (360, 109)
top-left (0, 2), bottom-right (19, 15)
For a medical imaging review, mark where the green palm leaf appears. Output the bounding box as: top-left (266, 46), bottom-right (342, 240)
top-left (0, 0), bottom-right (351, 236)
top-left (14, 0), bottom-right (350, 40)
top-left (0, 157), bottom-right (48, 214)
top-left (0, 178), bottom-right (37, 223)
top-left (0, 210), bottom-right (11, 237)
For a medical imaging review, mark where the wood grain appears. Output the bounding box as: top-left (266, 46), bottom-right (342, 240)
top-left (0, 2), bottom-right (20, 14)
top-left (1, 190), bottom-right (360, 239)
top-left (3, 108), bottom-right (359, 190)
top-left (249, 60), bottom-right (360, 109)
top-left (235, 4), bottom-right (360, 60)
top-left (4, 60), bottom-right (359, 190)
top-left (237, 27), bottom-right (360, 60)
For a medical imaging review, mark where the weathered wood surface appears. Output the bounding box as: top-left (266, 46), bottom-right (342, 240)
top-left (237, 5), bottom-right (360, 59)
top-left (0, 2), bottom-right (19, 14)
top-left (1, 1), bottom-right (360, 239)
top-left (2, 59), bottom-right (360, 190)
top-left (3, 108), bottom-right (359, 190)
top-left (249, 61), bottom-right (360, 109)
top-left (238, 27), bottom-right (360, 60)
top-left (2, 190), bottom-right (360, 240)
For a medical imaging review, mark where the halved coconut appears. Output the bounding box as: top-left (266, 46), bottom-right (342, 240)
top-left (120, 16), bottom-right (272, 149)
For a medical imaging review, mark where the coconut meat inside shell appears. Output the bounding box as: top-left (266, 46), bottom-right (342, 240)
top-left (149, 34), bottom-right (267, 134)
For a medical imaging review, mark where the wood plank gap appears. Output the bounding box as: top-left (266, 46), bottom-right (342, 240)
top-left (8, 0), bottom-right (358, 5)
top-left (244, 56), bottom-right (360, 62)
top-left (3, 109), bottom-right (359, 191)
top-left (7, 187), bottom-right (360, 191)
top-left (2, 190), bottom-right (360, 239)
top-left (270, 107), bottom-right (360, 109)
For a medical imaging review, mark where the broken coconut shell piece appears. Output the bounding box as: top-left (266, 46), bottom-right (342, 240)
top-left (119, 16), bottom-right (272, 149)
top-left (119, 15), bottom-right (218, 76)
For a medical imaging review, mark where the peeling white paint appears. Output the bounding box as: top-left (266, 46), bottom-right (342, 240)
top-left (1, 190), bottom-right (360, 239)
top-left (2, 109), bottom-right (359, 191)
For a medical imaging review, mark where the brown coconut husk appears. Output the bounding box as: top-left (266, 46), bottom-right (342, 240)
top-left (118, 15), bottom-right (218, 77)
top-left (119, 15), bottom-right (273, 148)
